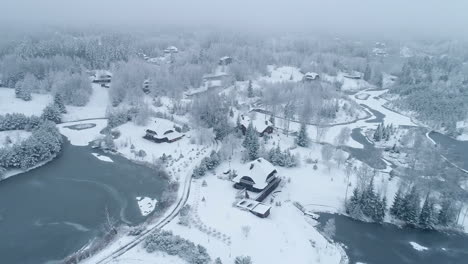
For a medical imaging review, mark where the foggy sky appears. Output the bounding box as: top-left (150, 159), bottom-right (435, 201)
top-left (2, 0), bottom-right (468, 37)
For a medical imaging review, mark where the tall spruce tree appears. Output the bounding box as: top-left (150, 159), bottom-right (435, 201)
top-left (54, 93), bottom-right (67, 114)
top-left (242, 122), bottom-right (259, 160)
top-left (401, 186), bottom-right (421, 226)
top-left (419, 195), bottom-right (435, 229)
top-left (438, 197), bottom-right (455, 226)
top-left (247, 80), bottom-right (254, 98)
top-left (295, 122), bottom-right (310, 147)
top-left (364, 64), bottom-right (372, 81)
top-left (390, 188), bottom-right (404, 219)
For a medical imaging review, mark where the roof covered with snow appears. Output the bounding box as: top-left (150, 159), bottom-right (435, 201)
top-left (233, 158), bottom-right (277, 190)
top-left (304, 72), bottom-right (319, 80)
top-left (240, 114), bottom-right (273, 134)
top-left (147, 118), bottom-right (183, 141)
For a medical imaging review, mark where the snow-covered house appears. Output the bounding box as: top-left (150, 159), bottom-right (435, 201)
top-left (239, 114), bottom-right (274, 136)
top-left (92, 70), bottom-right (112, 85)
top-left (143, 119), bottom-right (184, 143)
top-left (202, 72), bottom-right (230, 89)
top-left (303, 72), bottom-right (320, 82)
top-left (232, 158), bottom-right (278, 192)
top-left (343, 71), bottom-right (363, 80)
top-left (236, 199), bottom-right (272, 218)
top-left (164, 46), bottom-right (179, 54)
top-left (219, 56), bottom-right (233, 66)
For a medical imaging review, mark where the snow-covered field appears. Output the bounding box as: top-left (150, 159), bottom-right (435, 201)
top-left (409, 241), bottom-right (429, 251)
top-left (58, 119), bottom-right (108, 146)
top-left (0, 87), bottom-right (52, 116)
top-left (0, 130), bottom-right (31, 147)
top-left (258, 65), bottom-right (305, 83)
top-left (63, 84), bottom-right (109, 121)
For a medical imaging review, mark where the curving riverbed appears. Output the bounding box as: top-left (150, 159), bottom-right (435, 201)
top-left (0, 139), bottom-right (168, 264)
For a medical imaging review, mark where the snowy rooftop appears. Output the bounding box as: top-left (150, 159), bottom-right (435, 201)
top-left (233, 158), bottom-right (277, 190)
top-left (147, 118), bottom-right (183, 141)
top-left (251, 202), bottom-right (271, 215)
top-left (304, 72), bottom-right (319, 79)
top-left (240, 114), bottom-right (273, 134)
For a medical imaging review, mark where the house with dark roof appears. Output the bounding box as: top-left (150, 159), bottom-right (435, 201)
top-left (303, 72), bottom-right (320, 82)
top-left (219, 56), bottom-right (233, 66)
top-left (143, 119), bottom-right (184, 143)
top-left (232, 158), bottom-right (278, 192)
top-left (239, 114), bottom-right (274, 136)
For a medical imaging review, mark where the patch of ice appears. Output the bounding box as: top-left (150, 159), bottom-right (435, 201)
top-left (136, 196), bottom-right (157, 216)
top-left (91, 153), bottom-right (113, 163)
top-left (409, 241), bottom-right (428, 251)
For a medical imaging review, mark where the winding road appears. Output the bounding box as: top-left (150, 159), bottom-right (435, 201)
top-left (91, 140), bottom-right (219, 264)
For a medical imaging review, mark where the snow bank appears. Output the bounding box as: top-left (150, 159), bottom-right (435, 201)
top-left (136, 197), bottom-right (158, 216)
top-left (91, 153), bottom-right (113, 163)
top-left (58, 119), bottom-right (108, 146)
top-left (409, 242), bottom-right (428, 251)
top-left (0, 87), bottom-right (52, 116)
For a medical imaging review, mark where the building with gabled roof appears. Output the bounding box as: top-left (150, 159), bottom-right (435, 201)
top-left (143, 119), bottom-right (184, 143)
top-left (239, 114), bottom-right (273, 136)
top-left (232, 158), bottom-right (278, 192)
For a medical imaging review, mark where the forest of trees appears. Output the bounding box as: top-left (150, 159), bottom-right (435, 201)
top-left (0, 121), bottom-right (62, 172)
top-left (390, 56), bottom-right (468, 134)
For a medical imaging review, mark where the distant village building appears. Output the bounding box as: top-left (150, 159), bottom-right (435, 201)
top-left (303, 72), bottom-right (320, 82)
top-left (164, 46), bottom-right (179, 54)
top-left (232, 158), bottom-right (278, 192)
top-left (219, 56), bottom-right (233, 66)
top-left (239, 114), bottom-right (274, 136)
top-left (202, 72), bottom-right (230, 89)
top-left (143, 119), bottom-right (184, 143)
top-left (343, 71), bottom-right (363, 80)
top-left (92, 70), bottom-right (112, 85)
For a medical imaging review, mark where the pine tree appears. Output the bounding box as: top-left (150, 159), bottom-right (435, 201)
top-left (438, 197), bottom-right (455, 226)
top-left (295, 122), bottom-right (310, 147)
top-left (364, 64), bottom-right (372, 81)
top-left (401, 186), bottom-right (421, 226)
top-left (390, 188), bottom-right (404, 219)
top-left (419, 195), bottom-right (435, 229)
top-left (54, 93), bottom-right (67, 114)
top-left (247, 80), bottom-right (254, 98)
top-left (41, 104), bottom-right (62, 124)
top-left (242, 122), bottom-right (259, 160)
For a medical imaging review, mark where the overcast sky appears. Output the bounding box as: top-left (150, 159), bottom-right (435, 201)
top-left (2, 0), bottom-right (468, 37)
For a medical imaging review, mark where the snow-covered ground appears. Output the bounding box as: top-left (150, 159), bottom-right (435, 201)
top-left (58, 119), bottom-right (108, 146)
top-left (136, 196), bottom-right (158, 216)
top-left (258, 65), bottom-right (304, 83)
top-left (0, 87), bottom-right (52, 116)
top-left (63, 84), bottom-right (109, 121)
top-left (0, 130), bottom-right (31, 147)
top-left (456, 120), bottom-right (468, 141)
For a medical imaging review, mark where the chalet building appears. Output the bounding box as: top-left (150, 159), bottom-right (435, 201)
top-left (202, 72), bottom-right (230, 89)
top-left (92, 70), bottom-right (112, 84)
top-left (239, 114), bottom-right (274, 136)
top-left (164, 46), bottom-right (179, 54)
top-left (303, 72), bottom-right (320, 82)
top-left (236, 199), bottom-right (271, 218)
top-left (343, 71), bottom-right (363, 80)
top-left (143, 119), bottom-right (184, 143)
top-left (219, 56), bottom-right (233, 66)
top-left (232, 158), bottom-right (278, 192)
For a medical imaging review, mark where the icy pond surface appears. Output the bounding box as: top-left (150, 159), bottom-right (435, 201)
top-left (0, 139), bottom-right (167, 264)
top-left (319, 213), bottom-right (468, 264)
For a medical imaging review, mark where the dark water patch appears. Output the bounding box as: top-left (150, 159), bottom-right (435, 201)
top-left (0, 139), bottom-right (168, 264)
top-left (428, 131), bottom-right (468, 172)
top-left (344, 128), bottom-right (386, 170)
top-left (318, 213), bottom-right (468, 264)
